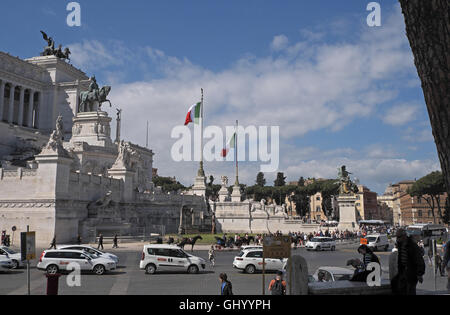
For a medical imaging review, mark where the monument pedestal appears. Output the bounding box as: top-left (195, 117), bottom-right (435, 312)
top-left (108, 168), bottom-right (135, 202)
top-left (218, 186), bottom-right (229, 202)
top-left (231, 185), bottom-right (242, 202)
top-left (337, 194), bottom-right (359, 231)
top-left (71, 111), bottom-right (113, 148)
top-left (192, 175), bottom-right (206, 197)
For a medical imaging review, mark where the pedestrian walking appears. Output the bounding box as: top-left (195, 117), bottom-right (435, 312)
top-left (113, 234), bottom-right (118, 248)
top-left (268, 271), bottom-right (287, 295)
top-left (49, 236), bottom-right (56, 250)
top-left (219, 273), bottom-right (233, 295)
top-left (391, 229), bottom-right (425, 295)
top-left (98, 234), bottom-right (104, 250)
top-left (208, 245), bottom-right (216, 267)
top-left (76, 235), bottom-right (82, 245)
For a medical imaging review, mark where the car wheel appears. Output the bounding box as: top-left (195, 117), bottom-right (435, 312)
top-left (385, 245), bottom-right (389, 251)
top-left (145, 264), bottom-right (156, 274)
top-left (245, 264), bottom-right (256, 274)
top-left (316, 246), bottom-right (321, 251)
top-left (331, 246), bottom-right (336, 251)
top-left (46, 264), bottom-right (59, 275)
top-left (93, 264), bottom-right (105, 275)
top-left (187, 265), bottom-right (199, 274)
top-left (12, 260), bottom-right (19, 269)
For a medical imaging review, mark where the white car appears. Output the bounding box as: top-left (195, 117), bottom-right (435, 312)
top-left (140, 244), bottom-right (206, 274)
top-left (57, 245), bottom-right (119, 264)
top-left (306, 237), bottom-right (336, 251)
top-left (37, 249), bottom-right (117, 275)
top-left (0, 255), bottom-right (13, 271)
top-left (312, 267), bottom-right (354, 282)
top-left (363, 234), bottom-right (390, 252)
top-left (0, 246), bottom-right (24, 269)
top-left (233, 249), bottom-right (287, 274)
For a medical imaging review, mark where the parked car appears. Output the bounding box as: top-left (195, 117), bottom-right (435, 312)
top-left (0, 246), bottom-right (24, 269)
top-left (57, 245), bottom-right (119, 264)
top-left (233, 248), bottom-right (287, 274)
top-left (361, 234), bottom-right (389, 252)
top-left (0, 255), bottom-right (13, 272)
top-left (140, 244), bottom-right (206, 274)
top-left (305, 237), bottom-right (336, 251)
top-left (37, 249), bottom-right (116, 275)
top-left (312, 267), bottom-right (354, 282)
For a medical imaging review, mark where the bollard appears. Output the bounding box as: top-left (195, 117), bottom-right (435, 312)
top-left (46, 273), bottom-right (61, 295)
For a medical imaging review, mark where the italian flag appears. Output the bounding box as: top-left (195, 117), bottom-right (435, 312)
top-left (221, 132), bottom-right (236, 157)
top-left (184, 102), bottom-right (202, 126)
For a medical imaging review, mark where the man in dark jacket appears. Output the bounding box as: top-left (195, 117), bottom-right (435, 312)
top-left (392, 229), bottom-right (425, 295)
top-left (219, 273), bottom-right (233, 295)
top-left (444, 240), bottom-right (450, 290)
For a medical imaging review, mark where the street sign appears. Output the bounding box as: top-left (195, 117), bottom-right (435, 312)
top-left (20, 231), bottom-right (36, 261)
top-left (263, 235), bottom-right (291, 259)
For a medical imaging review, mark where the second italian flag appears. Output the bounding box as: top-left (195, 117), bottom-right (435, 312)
top-left (221, 132), bottom-right (236, 157)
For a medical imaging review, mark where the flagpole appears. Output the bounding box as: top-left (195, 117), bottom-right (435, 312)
top-left (198, 88), bottom-right (205, 177)
top-left (235, 120), bottom-right (239, 186)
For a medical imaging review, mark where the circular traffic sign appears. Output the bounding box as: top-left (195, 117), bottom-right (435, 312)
top-left (12, 226), bottom-right (16, 232)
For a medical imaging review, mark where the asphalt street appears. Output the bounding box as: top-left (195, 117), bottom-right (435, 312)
top-left (0, 243), bottom-right (448, 295)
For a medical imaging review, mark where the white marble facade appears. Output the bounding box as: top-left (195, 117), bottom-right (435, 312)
top-left (0, 51), bottom-right (211, 245)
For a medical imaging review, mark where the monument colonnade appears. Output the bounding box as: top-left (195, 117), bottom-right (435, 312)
top-left (0, 78), bottom-right (41, 129)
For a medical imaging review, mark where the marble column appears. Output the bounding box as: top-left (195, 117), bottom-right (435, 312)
top-left (27, 90), bottom-right (34, 128)
top-left (8, 84), bottom-right (16, 123)
top-left (0, 81), bottom-right (5, 122)
top-left (17, 86), bottom-right (25, 126)
top-left (34, 92), bottom-right (39, 128)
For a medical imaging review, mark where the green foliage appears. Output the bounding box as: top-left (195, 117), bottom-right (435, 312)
top-left (407, 171), bottom-right (445, 197)
top-left (256, 172), bottom-right (266, 187)
top-left (152, 176), bottom-right (186, 193)
top-left (274, 172), bottom-right (286, 187)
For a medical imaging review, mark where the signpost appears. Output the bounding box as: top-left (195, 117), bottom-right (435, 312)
top-left (262, 235), bottom-right (292, 295)
top-left (20, 226), bottom-right (35, 296)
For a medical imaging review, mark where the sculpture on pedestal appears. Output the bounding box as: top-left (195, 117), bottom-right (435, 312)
top-left (337, 165), bottom-right (358, 195)
top-left (79, 76), bottom-right (112, 112)
top-left (40, 31), bottom-right (71, 61)
top-left (41, 115), bottom-right (69, 157)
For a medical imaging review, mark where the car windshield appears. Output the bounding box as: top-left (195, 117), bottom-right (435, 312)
top-left (311, 238), bottom-right (324, 242)
top-left (366, 237), bottom-right (377, 242)
top-left (2, 248), bottom-right (16, 254)
top-left (180, 249), bottom-right (191, 257)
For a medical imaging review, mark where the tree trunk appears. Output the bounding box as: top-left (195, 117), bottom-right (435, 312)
top-left (399, 0), bottom-right (450, 197)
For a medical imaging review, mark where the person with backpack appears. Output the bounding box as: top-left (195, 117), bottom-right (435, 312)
top-left (392, 229), bottom-right (425, 295)
top-left (268, 271), bottom-right (287, 295)
top-left (219, 273), bottom-right (233, 295)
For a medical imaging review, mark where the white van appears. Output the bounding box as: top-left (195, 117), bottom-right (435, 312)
top-left (140, 244), bottom-right (206, 274)
top-left (364, 234), bottom-right (389, 251)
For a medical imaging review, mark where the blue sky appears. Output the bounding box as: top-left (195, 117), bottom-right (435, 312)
top-left (0, 1), bottom-right (441, 193)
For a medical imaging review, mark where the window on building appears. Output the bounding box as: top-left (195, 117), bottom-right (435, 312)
top-left (418, 210), bottom-right (423, 217)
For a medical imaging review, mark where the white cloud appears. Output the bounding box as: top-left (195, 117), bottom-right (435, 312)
top-left (270, 35), bottom-right (289, 51)
top-left (69, 5), bottom-right (435, 193)
top-left (383, 103), bottom-right (419, 126)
